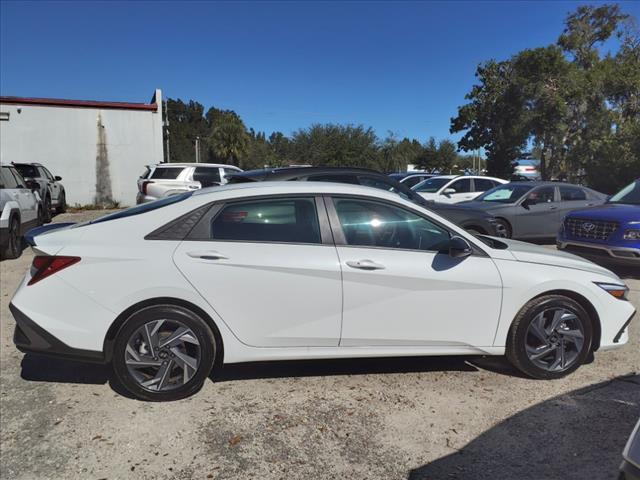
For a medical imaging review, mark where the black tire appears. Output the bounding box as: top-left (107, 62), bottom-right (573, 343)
top-left (56, 192), bottom-right (66, 214)
top-left (506, 295), bottom-right (593, 380)
top-left (2, 216), bottom-right (22, 260)
top-left (112, 304), bottom-right (216, 401)
top-left (37, 205), bottom-right (44, 226)
top-left (494, 218), bottom-right (512, 238)
top-left (42, 195), bottom-right (52, 223)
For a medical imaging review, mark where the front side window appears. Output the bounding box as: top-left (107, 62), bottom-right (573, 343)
top-left (211, 197), bottom-right (321, 244)
top-left (560, 186), bottom-right (586, 201)
top-left (526, 187), bottom-right (555, 204)
top-left (412, 177), bottom-right (450, 193)
top-left (476, 184), bottom-right (533, 203)
top-left (447, 178), bottom-right (472, 194)
top-left (333, 198), bottom-right (449, 251)
top-left (14, 164), bottom-right (39, 179)
top-left (193, 167), bottom-right (222, 187)
top-left (39, 167), bottom-right (54, 181)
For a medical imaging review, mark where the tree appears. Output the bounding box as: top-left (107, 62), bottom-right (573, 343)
top-left (209, 111), bottom-right (250, 167)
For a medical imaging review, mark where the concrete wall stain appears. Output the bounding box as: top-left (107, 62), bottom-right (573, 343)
top-left (95, 112), bottom-right (114, 204)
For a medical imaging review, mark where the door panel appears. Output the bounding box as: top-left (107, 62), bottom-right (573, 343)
top-left (515, 187), bottom-right (560, 238)
top-left (328, 196), bottom-right (502, 347)
top-left (174, 242), bottom-right (343, 347)
top-left (439, 178), bottom-right (474, 203)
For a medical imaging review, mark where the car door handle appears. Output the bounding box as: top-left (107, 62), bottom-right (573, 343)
top-left (549, 206), bottom-right (558, 210)
top-left (346, 260), bottom-right (385, 270)
top-left (187, 251), bottom-right (228, 260)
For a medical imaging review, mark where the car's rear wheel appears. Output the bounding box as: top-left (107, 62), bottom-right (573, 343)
top-left (112, 305), bottom-right (216, 401)
top-left (507, 295), bottom-right (593, 379)
top-left (2, 216), bottom-right (22, 260)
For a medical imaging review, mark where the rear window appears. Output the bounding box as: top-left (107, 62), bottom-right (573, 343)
top-left (88, 192), bottom-right (193, 225)
top-left (14, 164), bottom-right (39, 179)
top-left (560, 186), bottom-right (586, 201)
top-left (150, 167), bottom-right (184, 180)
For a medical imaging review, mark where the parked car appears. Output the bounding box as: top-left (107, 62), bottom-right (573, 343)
top-left (12, 181), bottom-right (634, 401)
top-left (412, 175), bottom-right (508, 203)
top-left (388, 172), bottom-right (436, 188)
top-left (1, 164), bottom-right (43, 259)
top-left (462, 181), bottom-right (607, 240)
top-left (620, 418), bottom-right (640, 480)
top-left (137, 163), bottom-right (242, 204)
top-left (13, 162), bottom-right (66, 222)
top-left (228, 167), bottom-right (502, 236)
top-left (557, 179), bottom-right (640, 266)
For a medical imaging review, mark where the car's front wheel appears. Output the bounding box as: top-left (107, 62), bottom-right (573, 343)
top-left (507, 295), bottom-right (593, 379)
top-left (112, 305), bottom-right (216, 401)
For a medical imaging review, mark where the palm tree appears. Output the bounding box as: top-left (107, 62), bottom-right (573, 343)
top-left (210, 113), bottom-right (249, 166)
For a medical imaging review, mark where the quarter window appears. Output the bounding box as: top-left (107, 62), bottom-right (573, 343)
top-left (333, 198), bottom-right (449, 251)
top-left (560, 186), bottom-right (586, 201)
top-left (211, 198), bottom-right (321, 244)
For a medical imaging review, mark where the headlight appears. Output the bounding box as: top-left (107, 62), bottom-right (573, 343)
top-left (623, 229), bottom-right (640, 240)
top-left (595, 282), bottom-right (629, 300)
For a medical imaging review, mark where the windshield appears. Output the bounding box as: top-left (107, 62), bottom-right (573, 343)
top-left (608, 180), bottom-right (640, 205)
top-left (412, 177), bottom-right (450, 193)
top-left (475, 184), bottom-right (534, 203)
top-left (86, 192), bottom-right (193, 225)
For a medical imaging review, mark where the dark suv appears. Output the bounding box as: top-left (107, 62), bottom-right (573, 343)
top-left (227, 167), bottom-right (502, 236)
top-left (13, 163), bottom-right (66, 222)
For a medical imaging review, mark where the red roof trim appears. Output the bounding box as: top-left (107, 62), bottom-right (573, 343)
top-left (0, 96), bottom-right (158, 111)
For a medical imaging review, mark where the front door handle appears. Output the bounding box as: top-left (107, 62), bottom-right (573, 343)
top-left (346, 259), bottom-right (385, 270)
top-left (187, 251), bottom-right (228, 260)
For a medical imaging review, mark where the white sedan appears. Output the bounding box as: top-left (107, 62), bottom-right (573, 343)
top-left (10, 182), bottom-right (635, 401)
top-left (412, 175), bottom-right (508, 203)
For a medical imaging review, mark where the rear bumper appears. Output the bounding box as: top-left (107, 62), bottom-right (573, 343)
top-left (10, 303), bottom-right (105, 363)
top-left (136, 192), bottom-right (157, 205)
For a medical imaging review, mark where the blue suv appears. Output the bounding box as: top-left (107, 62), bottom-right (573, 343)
top-left (557, 179), bottom-right (640, 266)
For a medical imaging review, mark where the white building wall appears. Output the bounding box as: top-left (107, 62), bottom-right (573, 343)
top-left (0, 89), bottom-right (163, 206)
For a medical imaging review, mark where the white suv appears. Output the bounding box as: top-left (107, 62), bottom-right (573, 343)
top-left (137, 163), bottom-right (242, 204)
top-left (1, 164), bottom-right (43, 259)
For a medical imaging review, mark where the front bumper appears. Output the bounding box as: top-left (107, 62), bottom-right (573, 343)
top-left (10, 303), bottom-right (105, 363)
top-left (557, 239), bottom-right (640, 265)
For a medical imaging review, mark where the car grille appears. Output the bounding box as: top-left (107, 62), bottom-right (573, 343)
top-left (565, 218), bottom-right (618, 241)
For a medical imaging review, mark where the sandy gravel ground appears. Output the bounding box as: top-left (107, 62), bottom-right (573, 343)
top-left (1, 210), bottom-right (638, 480)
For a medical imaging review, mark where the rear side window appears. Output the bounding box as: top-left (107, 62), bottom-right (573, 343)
top-left (474, 178), bottom-right (496, 192)
top-left (14, 164), bottom-right (39, 179)
top-left (560, 186), bottom-right (586, 201)
top-left (193, 167), bottom-right (222, 187)
top-left (150, 167), bottom-right (183, 180)
top-left (402, 176), bottom-right (425, 188)
top-left (211, 198), bottom-right (321, 244)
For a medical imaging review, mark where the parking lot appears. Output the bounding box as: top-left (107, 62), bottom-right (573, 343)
top-left (0, 209), bottom-right (638, 480)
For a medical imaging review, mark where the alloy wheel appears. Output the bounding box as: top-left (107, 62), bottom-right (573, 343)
top-left (125, 319), bottom-right (201, 392)
top-left (525, 307), bottom-right (585, 372)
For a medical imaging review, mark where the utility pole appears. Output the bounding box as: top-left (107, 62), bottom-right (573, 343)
top-left (164, 100), bottom-right (170, 163)
top-left (195, 136), bottom-right (200, 163)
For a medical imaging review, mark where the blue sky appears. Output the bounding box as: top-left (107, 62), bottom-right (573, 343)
top-left (1, 1), bottom-right (638, 142)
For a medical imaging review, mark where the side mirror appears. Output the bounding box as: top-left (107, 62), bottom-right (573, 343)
top-left (521, 198), bottom-right (532, 209)
top-left (443, 188), bottom-right (456, 196)
top-left (54, 176), bottom-right (62, 181)
top-left (449, 236), bottom-right (472, 258)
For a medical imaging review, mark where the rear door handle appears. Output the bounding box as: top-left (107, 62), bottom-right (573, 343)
top-left (346, 259), bottom-right (385, 270)
top-left (187, 251), bottom-right (228, 260)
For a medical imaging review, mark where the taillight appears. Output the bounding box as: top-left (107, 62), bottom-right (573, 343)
top-left (28, 256), bottom-right (81, 286)
top-left (141, 180), bottom-right (154, 195)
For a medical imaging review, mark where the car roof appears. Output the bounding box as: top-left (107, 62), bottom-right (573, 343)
top-left (11, 162), bottom-right (42, 166)
top-left (229, 166), bottom-right (382, 181)
top-left (152, 163), bottom-right (240, 168)
top-left (193, 179), bottom-right (409, 203)
top-left (507, 181), bottom-right (586, 187)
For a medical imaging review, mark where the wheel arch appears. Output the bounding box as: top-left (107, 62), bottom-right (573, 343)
top-left (494, 216), bottom-right (512, 236)
top-left (103, 297), bottom-right (225, 364)
top-left (528, 289), bottom-right (601, 351)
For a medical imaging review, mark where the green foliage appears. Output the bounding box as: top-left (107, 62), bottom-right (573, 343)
top-left (451, 3), bottom-right (639, 192)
